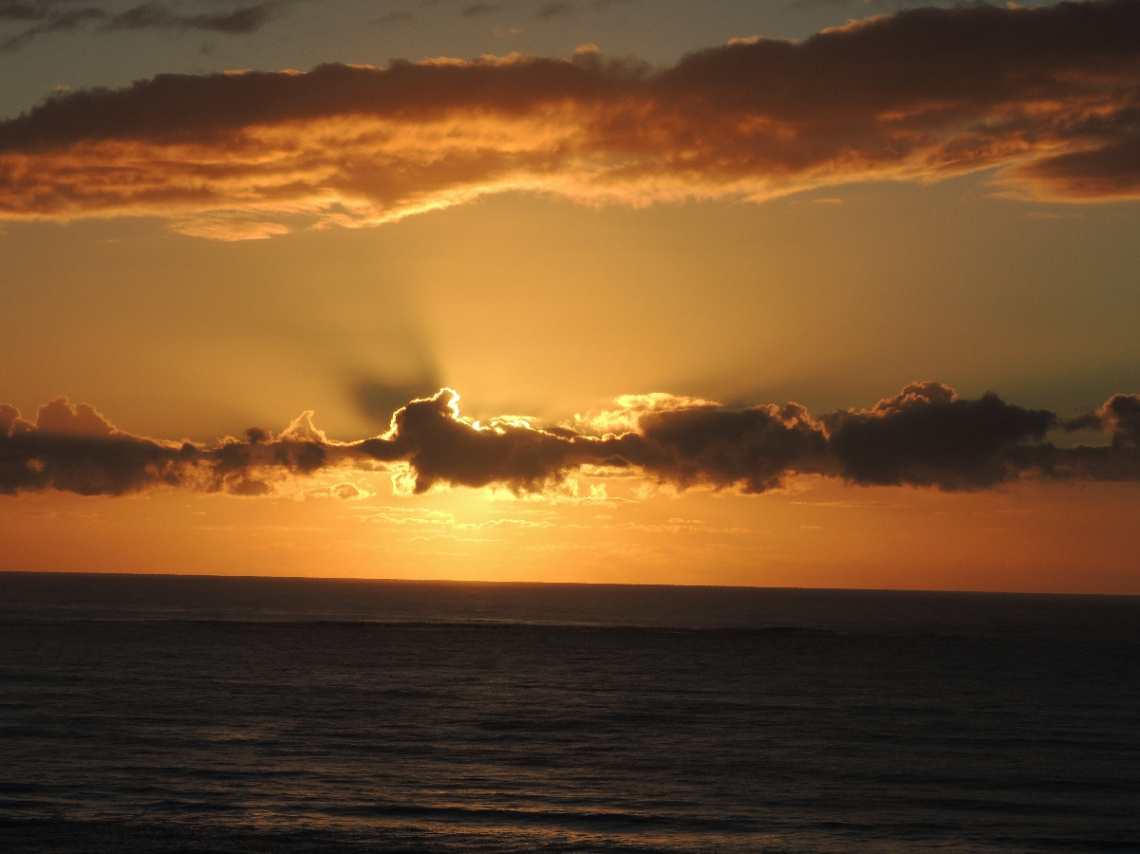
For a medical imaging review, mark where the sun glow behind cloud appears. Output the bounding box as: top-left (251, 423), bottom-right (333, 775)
top-left (2, 381), bottom-right (1139, 591)
top-left (2, 0), bottom-right (1140, 594)
top-left (3, 383), bottom-right (1138, 500)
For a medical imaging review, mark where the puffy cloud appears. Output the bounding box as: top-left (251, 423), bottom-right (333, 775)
top-left (1, 397), bottom-right (193, 496)
top-left (3, 384), bottom-right (1139, 499)
top-left (0, 397), bottom-right (358, 497)
top-left (1099, 393), bottom-right (1140, 448)
top-left (355, 390), bottom-right (621, 494)
top-left (1, 0), bottom-right (1138, 238)
top-left (365, 385), bottom-right (1140, 494)
top-left (823, 382), bottom-right (1057, 490)
top-left (616, 402), bottom-right (830, 494)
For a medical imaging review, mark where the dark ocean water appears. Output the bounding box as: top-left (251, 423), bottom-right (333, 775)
top-left (0, 573), bottom-right (1137, 853)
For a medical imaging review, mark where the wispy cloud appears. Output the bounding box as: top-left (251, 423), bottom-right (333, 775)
top-left (3, 383), bottom-right (1138, 498)
top-left (0, 0), bottom-right (1137, 238)
top-left (0, 1), bottom-right (281, 50)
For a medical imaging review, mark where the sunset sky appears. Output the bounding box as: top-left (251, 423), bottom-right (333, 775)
top-left (2, 0), bottom-right (1139, 593)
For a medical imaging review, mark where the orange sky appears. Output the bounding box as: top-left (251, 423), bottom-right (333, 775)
top-left (2, 0), bottom-right (1139, 593)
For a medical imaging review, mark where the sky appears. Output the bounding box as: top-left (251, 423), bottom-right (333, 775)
top-left (2, 0), bottom-right (1139, 593)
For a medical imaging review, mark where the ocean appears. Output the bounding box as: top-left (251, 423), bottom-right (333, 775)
top-left (0, 572), bottom-right (1137, 853)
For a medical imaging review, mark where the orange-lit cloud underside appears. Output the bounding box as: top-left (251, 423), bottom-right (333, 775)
top-left (2, 0), bottom-right (1139, 238)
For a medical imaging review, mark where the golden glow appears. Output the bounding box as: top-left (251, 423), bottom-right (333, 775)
top-left (2, 475), bottom-right (1137, 593)
top-left (3, 1), bottom-right (1140, 595)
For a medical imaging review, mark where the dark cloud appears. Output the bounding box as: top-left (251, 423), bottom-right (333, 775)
top-left (822, 382), bottom-right (1057, 490)
top-left (107, 2), bottom-right (278, 34)
top-left (616, 402), bottom-right (830, 494)
top-left (356, 390), bottom-right (616, 493)
top-left (0, 5), bottom-right (103, 50)
top-left (1100, 393), bottom-right (1140, 448)
top-left (0, 399), bottom-right (193, 496)
top-left (0, 397), bottom-right (360, 497)
top-left (0, 54), bottom-right (613, 150)
top-left (0, 0), bottom-right (279, 50)
top-left (363, 385), bottom-right (1140, 494)
top-left (4, 385), bottom-right (1140, 499)
top-left (1, 0), bottom-right (1138, 236)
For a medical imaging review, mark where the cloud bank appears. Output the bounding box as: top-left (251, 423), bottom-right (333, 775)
top-left (3, 383), bottom-right (1138, 498)
top-left (1, 0), bottom-right (1138, 237)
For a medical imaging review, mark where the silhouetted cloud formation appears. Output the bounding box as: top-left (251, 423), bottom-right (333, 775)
top-left (356, 391), bottom-right (616, 493)
top-left (3, 384), bottom-right (1139, 498)
top-left (1100, 393), bottom-right (1140, 447)
top-left (616, 402), bottom-right (830, 493)
top-left (822, 382), bottom-right (1057, 490)
top-left (1, 0), bottom-right (1137, 237)
top-left (0, 398), bottom-right (356, 497)
top-left (0, 1), bottom-right (279, 50)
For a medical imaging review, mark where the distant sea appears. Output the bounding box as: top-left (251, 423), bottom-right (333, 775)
top-left (1, 573), bottom-right (1137, 853)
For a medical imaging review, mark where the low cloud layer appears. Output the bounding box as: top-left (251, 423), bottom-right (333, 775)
top-left (0, 398), bottom-right (353, 496)
top-left (3, 383), bottom-right (1138, 498)
top-left (1, 0), bottom-right (1138, 237)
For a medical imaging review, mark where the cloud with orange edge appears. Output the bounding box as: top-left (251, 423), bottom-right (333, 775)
top-left (3, 384), bottom-right (1139, 498)
top-left (1, 0), bottom-right (1138, 239)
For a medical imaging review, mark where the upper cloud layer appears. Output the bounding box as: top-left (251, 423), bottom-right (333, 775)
top-left (0, 1), bottom-right (280, 51)
top-left (3, 383), bottom-right (1139, 498)
top-left (1, 0), bottom-right (1138, 237)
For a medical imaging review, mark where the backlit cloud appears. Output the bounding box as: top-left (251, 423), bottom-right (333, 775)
top-left (1, 0), bottom-right (1138, 238)
top-left (0, 398), bottom-right (360, 497)
top-left (3, 384), bottom-right (1139, 498)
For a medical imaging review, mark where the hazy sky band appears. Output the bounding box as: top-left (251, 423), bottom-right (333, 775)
top-left (2, 0), bottom-right (1139, 239)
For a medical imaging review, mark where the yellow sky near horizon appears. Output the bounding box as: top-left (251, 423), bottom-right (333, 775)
top-left (3, 466), bottom-right (1138, 594)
